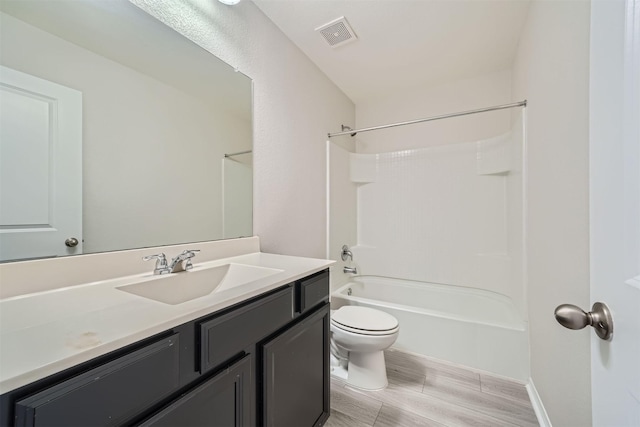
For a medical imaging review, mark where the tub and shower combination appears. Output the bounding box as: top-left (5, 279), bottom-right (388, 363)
top-left (331, 276), bottom-right (528, 380)
top-left (327, 103), bottom-right (529, 381)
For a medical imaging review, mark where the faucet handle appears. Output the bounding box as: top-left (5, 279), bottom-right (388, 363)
top-left (177, 249), bottom-right (200, 271)
top-left (341, 245), bottom-right (353, 261)
top-left (180, 249), bottom-right (200, 258)
top-left (143, 253), bottom-right (169, 275)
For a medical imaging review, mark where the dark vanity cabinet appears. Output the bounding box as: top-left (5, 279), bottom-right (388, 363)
top-left (0, 269), bottom-right (330, 427)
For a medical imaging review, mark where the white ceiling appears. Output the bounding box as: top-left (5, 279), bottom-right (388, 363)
top-left (252, 0), bottom-right (531, 104)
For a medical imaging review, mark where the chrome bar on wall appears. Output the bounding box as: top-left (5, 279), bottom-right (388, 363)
top-left (327, 100), bottom-right (527, 138)
top-left (224, 150), bottom-right (253, 158)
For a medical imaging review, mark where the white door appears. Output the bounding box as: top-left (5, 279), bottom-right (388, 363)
top-left (589, 0), bottom-right (640, 425)
top-left (0, 66), bottom-right (82, 261)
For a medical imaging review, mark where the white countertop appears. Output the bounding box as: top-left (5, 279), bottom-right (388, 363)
top-left (0, 252), bottom-right (334, 394)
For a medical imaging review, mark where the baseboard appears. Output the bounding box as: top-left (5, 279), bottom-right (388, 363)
top-left (526, 377), bottom-right (552, 427)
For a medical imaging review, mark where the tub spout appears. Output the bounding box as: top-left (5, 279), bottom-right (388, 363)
top-left (343, 266), bottom-right (358, 274)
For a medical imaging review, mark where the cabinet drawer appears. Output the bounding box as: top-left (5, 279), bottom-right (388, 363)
top-left (298, 270), bottom-right (329, 313)
top-left (200, 286), bottom-right (293, 373)
top-left (15, 334), bottom-right (179, 427)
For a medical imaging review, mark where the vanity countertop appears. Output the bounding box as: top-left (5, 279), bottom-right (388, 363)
top-left (0, 252), bottom-right (334, 394)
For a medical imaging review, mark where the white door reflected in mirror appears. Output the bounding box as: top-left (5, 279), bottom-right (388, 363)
top-left (0, 66), bottom-right (82, 261)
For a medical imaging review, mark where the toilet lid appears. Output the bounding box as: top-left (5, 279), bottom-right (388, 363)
top-left (332, 306), bottom-right (398, 332)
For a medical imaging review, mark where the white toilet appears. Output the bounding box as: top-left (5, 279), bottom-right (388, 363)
top-left (330, 306), bottom-right (400, 390)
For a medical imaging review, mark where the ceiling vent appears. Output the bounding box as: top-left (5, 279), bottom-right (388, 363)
top-left (315, 16), bottom-right (358, 48)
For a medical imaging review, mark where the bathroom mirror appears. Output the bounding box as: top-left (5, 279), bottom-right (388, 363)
top-left (0, 0), bottom-right (253, 262)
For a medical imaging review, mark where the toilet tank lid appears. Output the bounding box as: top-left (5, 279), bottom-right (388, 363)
top-left (332, 306), bottom-right (399, 331)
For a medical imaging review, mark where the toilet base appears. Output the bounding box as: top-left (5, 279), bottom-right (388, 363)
top-left (330, 353), bottom-right (349, 381)
top-left (330, 364), bottom-right (348, 381)
top-left (346, 350), bottom-right (388, 391)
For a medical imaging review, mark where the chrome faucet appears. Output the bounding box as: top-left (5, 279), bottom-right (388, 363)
top-left (143, 249), bottom-right (200, 275)
top-left (341, 245), bottom-right (353, 261)
top-left (341, 245), bottom-right (357, 274)
top-left (168, 249), bottom-right (200, 273)
top-left (143, 253), bottom-right (170, 275)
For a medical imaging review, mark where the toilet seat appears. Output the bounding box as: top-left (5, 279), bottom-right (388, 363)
top-left (331, 306), bottom-right (399, 336)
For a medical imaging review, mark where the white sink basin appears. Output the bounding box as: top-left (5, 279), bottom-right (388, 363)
top-left (117, 263), bottom-right (283, 305)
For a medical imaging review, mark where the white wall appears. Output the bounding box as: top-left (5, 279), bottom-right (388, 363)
top-left (511, 0), bottom-right (592, 425)
top-left (131, 0), bottom-right (355, 259)
top-left (355, 69), bottom-right (513, 154)
top-left (0, 12), bottom-right (249, 253)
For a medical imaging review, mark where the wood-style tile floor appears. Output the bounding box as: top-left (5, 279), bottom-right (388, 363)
top-left (325, 348), bottom-right (539, 427)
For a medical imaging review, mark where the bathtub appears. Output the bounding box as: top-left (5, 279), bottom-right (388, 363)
top-left (331, 276), bottom-right (529, 380)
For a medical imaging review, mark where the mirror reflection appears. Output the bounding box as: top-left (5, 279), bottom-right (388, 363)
top-left (0, 0), bottom-right (253, 262)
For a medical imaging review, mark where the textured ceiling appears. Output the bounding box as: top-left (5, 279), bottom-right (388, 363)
top-left (1, 0), bottom-right (252, 120)
top-left (252, 0), bottom-right (531, 104)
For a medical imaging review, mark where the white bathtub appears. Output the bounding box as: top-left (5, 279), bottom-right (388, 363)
top-left (331, 276), bottom-right (529, 380)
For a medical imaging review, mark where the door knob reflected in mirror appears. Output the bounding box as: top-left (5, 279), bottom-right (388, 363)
top-left (554, 302), bottom-right (613, 341)
top-left (65, 237), bottom-right (79, 248)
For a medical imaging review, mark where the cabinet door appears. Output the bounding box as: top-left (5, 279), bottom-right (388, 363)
top-left (262, 304), bottom-right (330, 427)
top-left (140, 354), bottom-right (253, 427)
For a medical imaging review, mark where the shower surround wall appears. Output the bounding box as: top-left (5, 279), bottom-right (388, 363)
top-left (327, 141), bottom-right (357, 291)
top-left (351, 115), bottom-right (526, 318)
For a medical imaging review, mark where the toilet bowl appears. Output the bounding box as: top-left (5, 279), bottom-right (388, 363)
top-left (330, 306), bottom-right (399, 390)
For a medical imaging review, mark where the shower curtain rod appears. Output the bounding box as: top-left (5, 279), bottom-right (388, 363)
top-left (224, 150), bottom-right (253, 158)
top-left (327, 100), bottom-right (527, 138)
